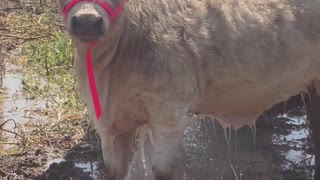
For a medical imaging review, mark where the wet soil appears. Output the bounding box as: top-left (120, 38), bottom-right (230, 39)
top-left (31, 110), bottom-right (314, 180)
top-left (0, 0), bottom-right (316, 180)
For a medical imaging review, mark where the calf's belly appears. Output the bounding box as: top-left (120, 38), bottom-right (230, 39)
top-left (192, 73), bottom-right (315, 128)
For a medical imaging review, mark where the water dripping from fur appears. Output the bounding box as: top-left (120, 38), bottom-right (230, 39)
top-left (250, 123), bottom-right (257, 150)
top-left (234, 128), bottom-right (238, 157)
top-left (223, 126), bottom-right (232, 158)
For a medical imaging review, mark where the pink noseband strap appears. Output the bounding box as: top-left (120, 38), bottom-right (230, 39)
top-left (61, 0), bottom-right (126, 120)
top-left (62, 0), bottom-right (126, 22)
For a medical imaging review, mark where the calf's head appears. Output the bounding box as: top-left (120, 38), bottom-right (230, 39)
top-left (56, 0), bottom-right (123, 43)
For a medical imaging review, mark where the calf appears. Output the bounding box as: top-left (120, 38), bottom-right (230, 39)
top-left (56, 0), bottom-right (320, 179)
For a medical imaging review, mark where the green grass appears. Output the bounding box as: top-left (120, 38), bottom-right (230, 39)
top-left (0, 0), bottom-right (99, 153)
top-left (21, 31), bottom-right (83, 114)
top-left (1, 0), bottom-right (82, 116)
top-left (0, 1), bottom-right (94, 174)
top-left (14, 8), bottom-right (85, 116)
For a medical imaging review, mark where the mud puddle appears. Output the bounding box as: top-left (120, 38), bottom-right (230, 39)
top-left (0, 60), bottom-right (50, 151)
top-left (40, 109), bottom-right (315, 180)
top-left (45, 158), bottom-right (99, 178)
top-left (43, 114), bottom-right (314, 180)
top-left (272, 113), bottom-right (315, 179)
top-left (0, 56), bottom-right (85, 179)
top-left (177, 112), bottom-right (314, 180)
top-left (0, 49), bottom-right (101, 179)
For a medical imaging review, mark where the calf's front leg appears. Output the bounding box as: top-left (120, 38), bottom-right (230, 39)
top-left (98, 128), bottom-right (134, 180)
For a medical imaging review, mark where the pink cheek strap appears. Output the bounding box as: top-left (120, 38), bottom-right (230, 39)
top-left (60, 0), bottom-right (126, 120)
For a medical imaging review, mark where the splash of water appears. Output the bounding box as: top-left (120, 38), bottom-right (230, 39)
top-left (136, 125), bottom-right (153, 177)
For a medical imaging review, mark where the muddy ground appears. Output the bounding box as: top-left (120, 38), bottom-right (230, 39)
top-left (34, 111), bottom-right (314, 180)
top-left (0, 0), bottom-right (316, 180)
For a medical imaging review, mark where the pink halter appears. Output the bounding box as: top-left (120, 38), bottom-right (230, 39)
top-left (62, 0), bottom-right (125, 21)
top-left (60, 0), bottom-right (126, 120)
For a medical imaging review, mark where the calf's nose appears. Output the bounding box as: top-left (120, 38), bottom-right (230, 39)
top-left (71, 14), bottom-right (104, 40)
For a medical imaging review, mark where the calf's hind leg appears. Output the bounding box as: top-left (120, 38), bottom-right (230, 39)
top-left (149, 107), bottom-right (186, 180)
top-left (307, 80), bottom-right (320, 180)
top-left (151, 124), bottom-right (184, 180)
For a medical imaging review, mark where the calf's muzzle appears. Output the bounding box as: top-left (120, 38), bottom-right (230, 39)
top-left (71, 13), bottom-right (104, 42)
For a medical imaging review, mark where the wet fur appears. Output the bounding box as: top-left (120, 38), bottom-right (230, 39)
top-left (57, 0), bottom-right (320, 179)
